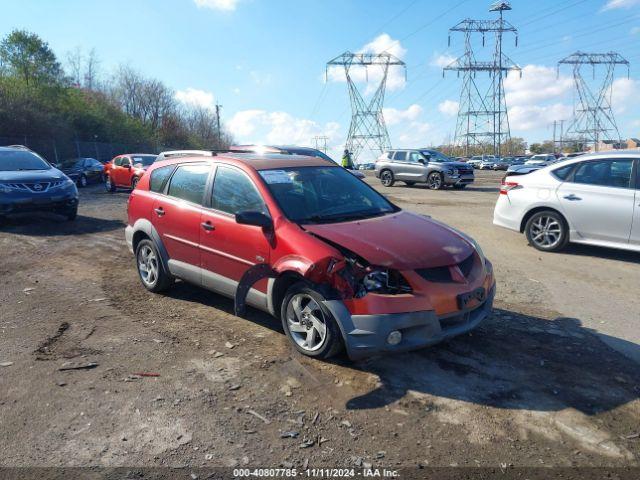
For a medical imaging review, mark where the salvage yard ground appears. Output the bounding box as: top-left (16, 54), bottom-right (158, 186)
top-left (1, 170), bottom-right (639, 468)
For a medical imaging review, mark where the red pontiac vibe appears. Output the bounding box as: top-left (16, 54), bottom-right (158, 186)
top-left (125, 151), bottom-right (495, 360)
top-left (104, 153), bottom-right (157, 192)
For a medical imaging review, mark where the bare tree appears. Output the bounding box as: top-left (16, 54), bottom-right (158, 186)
top-left (84, 48), bottom-right (100, 90)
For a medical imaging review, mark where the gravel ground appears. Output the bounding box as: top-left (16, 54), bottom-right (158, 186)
top-left (1, 170), bottom-right (639, 471)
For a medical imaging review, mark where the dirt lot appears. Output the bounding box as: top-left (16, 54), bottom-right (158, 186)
top-left (1, 170), bottom-right (639, 471)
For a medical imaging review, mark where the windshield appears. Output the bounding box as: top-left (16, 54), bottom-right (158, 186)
top-left (0, 150), bottom-right (51, 171)
top-left (132, 155), bottom-right (157, 166)
top-left (259, 166), bottom-right (397, 224)
top-left (420, 150), bottom-right (451, 163)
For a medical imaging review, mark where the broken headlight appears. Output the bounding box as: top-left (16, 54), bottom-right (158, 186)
top-left (355, 268), bottom-right (412, 298)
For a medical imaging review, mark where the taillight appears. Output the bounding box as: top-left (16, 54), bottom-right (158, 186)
top-left (499, 179), bottom-right (520, 195)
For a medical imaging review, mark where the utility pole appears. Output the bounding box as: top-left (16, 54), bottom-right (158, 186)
top-left (312, 135), bottom-right (329, 153)
top-left (552, 120), bottom-right (557, 153)
top-left (558, 52), bottom-right (630, 153)
top-left (559, 119), bottom-right (565, 153)
top-left (215, 103), bottom-right (222, 147)
top-left (327, 52), bottom-right (406, 162)
top-left (444, 1), bottom-right (520, 157)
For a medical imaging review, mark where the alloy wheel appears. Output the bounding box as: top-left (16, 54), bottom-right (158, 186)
top-left (529, 215), bottom-right (562, 249)
top-left (285, 294), bottom-right (327, 352)
top-left (80, 175), bottom-right (87, 187)
top-left (105, 176), bottom-right (112, 191)
top-left (138, 245), bottom-right (159, 287)
top-left (381, 171), bottom-right (393, 187)
top-left (427, 173), bottom-right (442, 189)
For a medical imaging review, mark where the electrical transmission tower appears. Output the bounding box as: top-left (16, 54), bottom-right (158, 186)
top-left (327, 52), bottom-right (406, 162)
top-left (558, 51), bottom-right (630, 152)
top-left (312, 135), bottom-right (329, 153)
top-left (444, 1), bottom-right (520, 157)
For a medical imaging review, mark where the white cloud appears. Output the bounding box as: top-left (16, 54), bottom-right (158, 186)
top-left (505, 65), bottom-right (573, 106)
top-left (438, 100), bottom-right (459, 117)
top-left (430, 53), bottom-right (457, 69)
top-left (175, 88), bottom-right (215, 109)
top-left (610, 77), bottom-right (640, 114)
top-left (227, 110), bottom-right (341, 150)
top-left (326, 33), bottom-right (407, 94)
top-left (194, 0), bottom-right (239, 11)
top-left (382, 104), bottom-right (422, 125)
top-left (398, 122), bottom-right (432, 145)
top-left (602, 0), bottom-right (640, 10)
top-left (509, 103), bottom-right (574, 131)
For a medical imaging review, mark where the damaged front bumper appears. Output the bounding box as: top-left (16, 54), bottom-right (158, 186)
top-left (323, 283), bottom-right (495, 360)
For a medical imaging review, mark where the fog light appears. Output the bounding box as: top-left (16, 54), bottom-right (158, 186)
top-left (387, 330), bottom-right (402, 345)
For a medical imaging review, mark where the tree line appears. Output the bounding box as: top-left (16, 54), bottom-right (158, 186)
top-left (0, 29), bottom-right (232, 157)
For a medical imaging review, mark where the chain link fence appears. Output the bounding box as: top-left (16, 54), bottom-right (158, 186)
top-left (0, 135), bottom-right (160, 163)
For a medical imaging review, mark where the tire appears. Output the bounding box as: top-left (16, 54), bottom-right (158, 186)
top-left (453, 184), bottom-right (467, 190)
top-left (131, 176), bottom-right (139, 190)
top-left (404, 181), bottom-right (416, 186)
top-left (77, 175), bottom-right (87, 188)
top-left (525, 210), bottom-right (569, 252)
top-left (65, 206), bottom-right (78, 221)
top-left (105, 175), bottom-right (116, 193)
top-left (380, 170), bottom-right (395, 187)
top-left (281, 282), bottom-right (343, 359)
top-left (427, 172), bottom-right (444, 190)
top-left (135, 239), bottom-right (173, 292)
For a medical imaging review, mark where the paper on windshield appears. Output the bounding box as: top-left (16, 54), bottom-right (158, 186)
top-left (260, 170), bottom-right (293, 184)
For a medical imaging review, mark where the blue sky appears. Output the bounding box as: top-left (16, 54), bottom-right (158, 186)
top-left (3, 0), bottom-right (640, 159)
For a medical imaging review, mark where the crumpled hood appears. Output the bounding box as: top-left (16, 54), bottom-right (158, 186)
top-left (0, 168), bottom-right (67, 183)
top-left (303, 210), bottom-right (474, 270)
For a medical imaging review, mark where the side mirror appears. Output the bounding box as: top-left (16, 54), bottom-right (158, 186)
top-left (123, 164), bottom-right (131, 169)
top-left (236, 211), bottom-right (273, 229)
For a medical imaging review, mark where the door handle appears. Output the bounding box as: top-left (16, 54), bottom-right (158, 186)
top-left (563, 194), bottom-right (582, 201)
top-left (201, 221), bottom-right (215, 231)
top-left (154, 207), bottom-right (165, 216)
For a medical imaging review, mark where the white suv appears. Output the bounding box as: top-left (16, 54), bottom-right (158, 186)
top-left (493, 152), bottom-right (640, 252)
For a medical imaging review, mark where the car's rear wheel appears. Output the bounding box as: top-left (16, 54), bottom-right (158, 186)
top-left (380, 170), bottom-right (395, 187)
top-left (77, 175), bottom-right (87, 188)
top-left (281, 283), bottom-right (343, 359)
top-left (135, 239), bottom-right (173, 292)
top-left (427, 172), bottom-right (443, 190)
top-left (105, 175), bottom-right (116, 193)
top-left (525, 210), bottom-right (569, 252)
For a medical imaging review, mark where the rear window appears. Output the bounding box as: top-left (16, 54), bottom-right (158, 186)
top-left (167, 164), bottom-right (210, 204)
top-left (149, 165), bottom-right (174, 193)
top-left (551, 163), bottom-right (575, 181)
top-left (0, 150), bottom-right (50, 171)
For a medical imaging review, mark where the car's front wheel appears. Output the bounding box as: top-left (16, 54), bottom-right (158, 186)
top-left (427, 172), bottom-right (443, 190)
top-left (131, 176), bottom-right (139, 189)
top-left (525, 210), bottom-right (569, 252)
top-left (281, 283), bottom-right (343, 359)
top-left (135, 239), bottom-right (173, 292)
top-left (77, 175), bottom-right (88, 188)
top-left (105, 175), bottom-right (116, 193)
top-left (64, 206), bottom-right (78, 221)
top-left (380, 170), bottom-right (395, 187)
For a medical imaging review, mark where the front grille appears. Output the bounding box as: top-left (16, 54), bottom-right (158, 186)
top-left (4, 181), bottom-right (64, 193)
top-left (416, 253), bottom-right (476, 284)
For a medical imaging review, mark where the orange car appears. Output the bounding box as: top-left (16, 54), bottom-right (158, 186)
top-left (104, 154), bottom-right (157, 192)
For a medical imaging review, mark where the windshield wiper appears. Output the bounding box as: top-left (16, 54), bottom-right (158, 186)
top-left (302, 210), bottom-right (389, 224)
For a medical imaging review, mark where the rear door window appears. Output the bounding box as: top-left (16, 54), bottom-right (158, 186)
top-left (573, 159), bottom-right (633, 189)
top-left (393, 151), bottom-right (407, 161)
top-left (167, 164), bottom-right (210, 204)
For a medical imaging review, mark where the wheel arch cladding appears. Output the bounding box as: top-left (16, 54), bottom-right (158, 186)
top-left (132, 219), bottom-right (171, 274)
top-left (520, 206), bottom-right (568, 233)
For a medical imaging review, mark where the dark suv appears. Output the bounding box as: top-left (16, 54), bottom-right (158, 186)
top-left (0, 146), bottom-right (79, 221)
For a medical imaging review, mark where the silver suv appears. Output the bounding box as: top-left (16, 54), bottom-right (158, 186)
top-left (375, 149), bottom-right (475, 190)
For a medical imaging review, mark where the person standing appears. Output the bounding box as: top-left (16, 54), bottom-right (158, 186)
top-left (341, 149), bottom-right (354, 169)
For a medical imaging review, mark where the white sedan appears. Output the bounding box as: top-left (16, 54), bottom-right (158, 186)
top-left (493, 152), bottom-right (640, 252)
